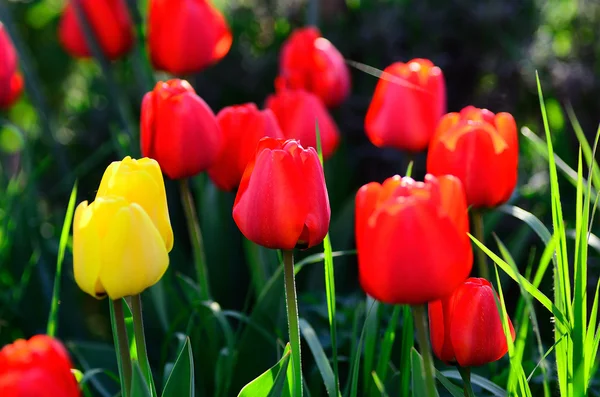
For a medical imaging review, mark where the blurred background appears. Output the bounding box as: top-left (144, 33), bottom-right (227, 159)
top-left (1, 0), bottom-right (599, 395)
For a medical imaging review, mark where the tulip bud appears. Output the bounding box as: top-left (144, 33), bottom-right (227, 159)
top-left (0, 335), bottom-right (80, 396)
top-left (208, 103), bottom-right (284, 191)
top-left (428, 277), bottom-right (516, 366)
top-left (233, 137), bottom-right (330, 250)
top-left (427, 105), bottom-right (519, 208)
top-left (0, 23), bottom-right (24, 109)
top-left (141, 79), bottom-right (223, 180)
top-left (266, 87), bottom-right (340, 160)
top-left (58, 0), bottom-right (133, 60)
top-left (365, 58), bottom-right (446, 152)
top-left (148, 0), bottom-right (232, 74)
top-left (278, 27), bottom-right (350, 108)
top-left (355, 174), bottom-right (472, 304)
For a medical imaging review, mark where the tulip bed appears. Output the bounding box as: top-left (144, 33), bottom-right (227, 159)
top-left (1, 1), bottom-right (600, 397)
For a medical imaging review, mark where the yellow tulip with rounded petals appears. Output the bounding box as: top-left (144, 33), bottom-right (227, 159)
top-left (73, 196), bottom-right (170, 299)
top-left (96, 156), bottom-right (173, 251)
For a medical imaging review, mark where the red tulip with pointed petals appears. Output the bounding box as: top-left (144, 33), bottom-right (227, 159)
top-left (0, 23), bottom-right (23, 109)
top-left (233, 137), bottom-right (330, 250)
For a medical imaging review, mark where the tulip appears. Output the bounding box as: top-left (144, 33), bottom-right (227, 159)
top-left (148, 0), bottom-right (232, 74)
top-left (428, 277), bottom-right (516, 366)
top-left (278, 27), bottom-right (350, 108)
top-left (58, 0), bottom-right (133, 60)
top-left (427, 105), bottom-right (518, 208)
top-left (141, 79), bottom-right (222, 180)
top-left (0, 335), bottom-right (80, 396)
top-left (355, 174), bottom-right (472, 304)
top-left (266, 87), bottom-right (340, 159)
top-left (233, 137), bottom-right (330, 250)
top-left (365, 58), bottom-right (445, 152)
top-left (208, 103), bottom-right (284, 191)
top-left (0, 23), bottom-right (23, 109)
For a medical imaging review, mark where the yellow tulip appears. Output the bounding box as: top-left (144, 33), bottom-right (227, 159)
top-left (73, 196), bottom-right (169, 299)
top-left (96, 156), bottom-right (173, 252)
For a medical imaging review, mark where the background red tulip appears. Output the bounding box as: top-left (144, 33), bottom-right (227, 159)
top-left (208, 103), bottom-right (284, 191)
top-left (141, 79), bottom-right (222, 179)
top-left (278, 27), bottom-right (350, 108)
top-left (356, 174), bottom-right (472, 304)
top-left (149, 0), bottom-right (232, 74)
top-left (58, 0), bottom-right (133, 60)
top-left (266, 87), bottom-right (340, 159)
top-left (233, 137), bottom-right (330, 250)
top-left (429, 277), bottom-right (516, 367)
top-left (0, 23), bottom-right (23, 109)
top-left (0, 335), bottom-right (80, 397)
top-left (427, 105), bottom-right (518, 208)
top-left (365, 58), bottom-right (446, 152)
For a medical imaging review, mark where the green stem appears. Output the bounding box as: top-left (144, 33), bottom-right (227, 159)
top-left (111, 299), bottom-right (132, 396)
top-left (131, 295), bottom-right (156, 395)
top-left (283, 250), bottom-right (303, 397)
top-left (472, 210), bottom-right (490, 280)
top-left (412, 304), bottom-right (438, 397)
top-left (179, 179), bottom-right (211, 300)
top-left (458, 366), bottom-right (475, 397)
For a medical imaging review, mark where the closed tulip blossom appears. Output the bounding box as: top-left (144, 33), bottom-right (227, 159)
top-left (0, 335), bottom-right (80, 397)
top-left (427, 105), bottom-right (518, 208)
top-left (58, 0), bottom-right (133, 60)
top-left (266, 87), bottom-right (340, 159)
top-left (428, 277), bottom-right (516, 367)
top-left (0, 23), bottom-right (23, 109)
top-left (365, 58), bottom-right (446, 152)
top-left (141, 79), bottom-right (222, 179)
top-left (149, 0), bottom-right (232, 74)
top-left (355, 174), bottom-right (472, 304)
top-left (208, 103), bottom-right (284, 191)
top-left (278, 27), bottom-right (350, 108)
top-left (74, 157), bottom-right (173, 299)
top-left (233, 137), bottom-right (330, 250)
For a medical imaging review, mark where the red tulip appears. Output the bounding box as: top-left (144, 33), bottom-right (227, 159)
top-left (58, 0), bottom-right (133, 60)
top-left (233, 137), bottom-right (330, 250)
top-left (0, 335), bottom-right (80, 396)
top-left (141, 79), bottom-right (222, 179)
top-left (365, 58), bottom-right (446, 152)
top-left (0, 23), bottom-right (23, 109)
top-left (278, 27), bottom-right (350, 108)
top-left (149, 0), bottom-right (232, 74)
top-left (208, 103), bottom-right (284, 191)
top-left (356, 174), bottom-right (472, 304)
top-left (266, 87), bottom-right (340, 159)
top-left (428, 277), bottom-right (516, 366)
top-left (427, 105), bottom-right (518, 208)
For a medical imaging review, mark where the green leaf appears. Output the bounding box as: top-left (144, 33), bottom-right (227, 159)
top-left (370, 371), bottom-right (389, 397)
top-left (374, 305), bottom-right (401, 385)
top-left (363, 296), bottom-right (379, 395)
top-left (0, 123), bottom-right (25, 153)
top-left (440, 370), bottom-right (507, 397)
top-left (349, 300), bottom-right (378, 397)
top-left (162, 336), bottom-right (194, 397)
top-left (237, 344), bottom-right (292, 397)
top-left (399, 306), bottom-right (414, 396)
top-left (46, 181), bottom-right (77, 336)
top-left (131, 361), bottom-right (152, 397)
top-left (299, 318), bottom-right (337, 396)
top-left (410, 348), bottom-right (426, 397)
top-left (434, 370), bottom-right (464, 397)
top-left (498, 205), bottom-right (551, 244)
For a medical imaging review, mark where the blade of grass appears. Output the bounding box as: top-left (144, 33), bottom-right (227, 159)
top-left (434, 370), bottom-right (464, 397)
top-left (370, 372), bottom-right (389, 397)
top-left (299, 318), bottom-right (337, 396)
top-left (566, 105), bottom-right (600, 190)
top-left (47, 181), bottom-right (78, 336)
top-left (498, 205), bottom-right (551, 244)
top-left (363, 296), bottom-right (379, 396)
top-left (374, 305), bottom-right (401, 385)
top-left (349, 299), bottom-right (378, 397)
top-left (399, 305), bottom-right (414, 396)
top-left (440, 370), bottom-right (508, 397)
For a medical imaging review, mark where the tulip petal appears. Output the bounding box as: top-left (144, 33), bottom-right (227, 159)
top-left (99, 203), bottom-right (169, 299)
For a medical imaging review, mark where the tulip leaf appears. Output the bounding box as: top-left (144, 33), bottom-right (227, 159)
top-left (399, 305), bottom-right (414, 395)
top-left (299, 318), bottom-right (337, 396)
top-left (237, 344), bottom-right (292, 397)
top-left (441, 368), bottom-right (509, 396)
top-left (434, 370), bottom-right (464, 397)
top-left (410, 348), bottom-right (427, 397)
top-left (131, 361), bottom-right (152, 397)
top-left (161, 336), bottom-right (194, 397)
top-left (370, 371), bottom-right (389, 397)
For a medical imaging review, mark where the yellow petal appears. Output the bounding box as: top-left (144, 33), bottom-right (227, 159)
top-left (96, 156), bottom-right (174, 252)
top-left (98, 203), bottom-right (169, 299)
top-left (73, 197), bottom-right (128, 298)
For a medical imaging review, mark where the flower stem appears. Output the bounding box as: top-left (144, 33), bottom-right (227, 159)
top-left (472, 210), bottom-right (490, 280)
top-left (283, 250), bottom-right (303, 397)
top-left (131, 295), bottom-right (156, 395)
top-left (412, 304), bottom-right (438, 397)
top-left (179, 178), bottom-right (211, 301)
top-left (458, 366), bottom-right (475, 397)
top-left (111, 299), bottom-right (132, 396)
